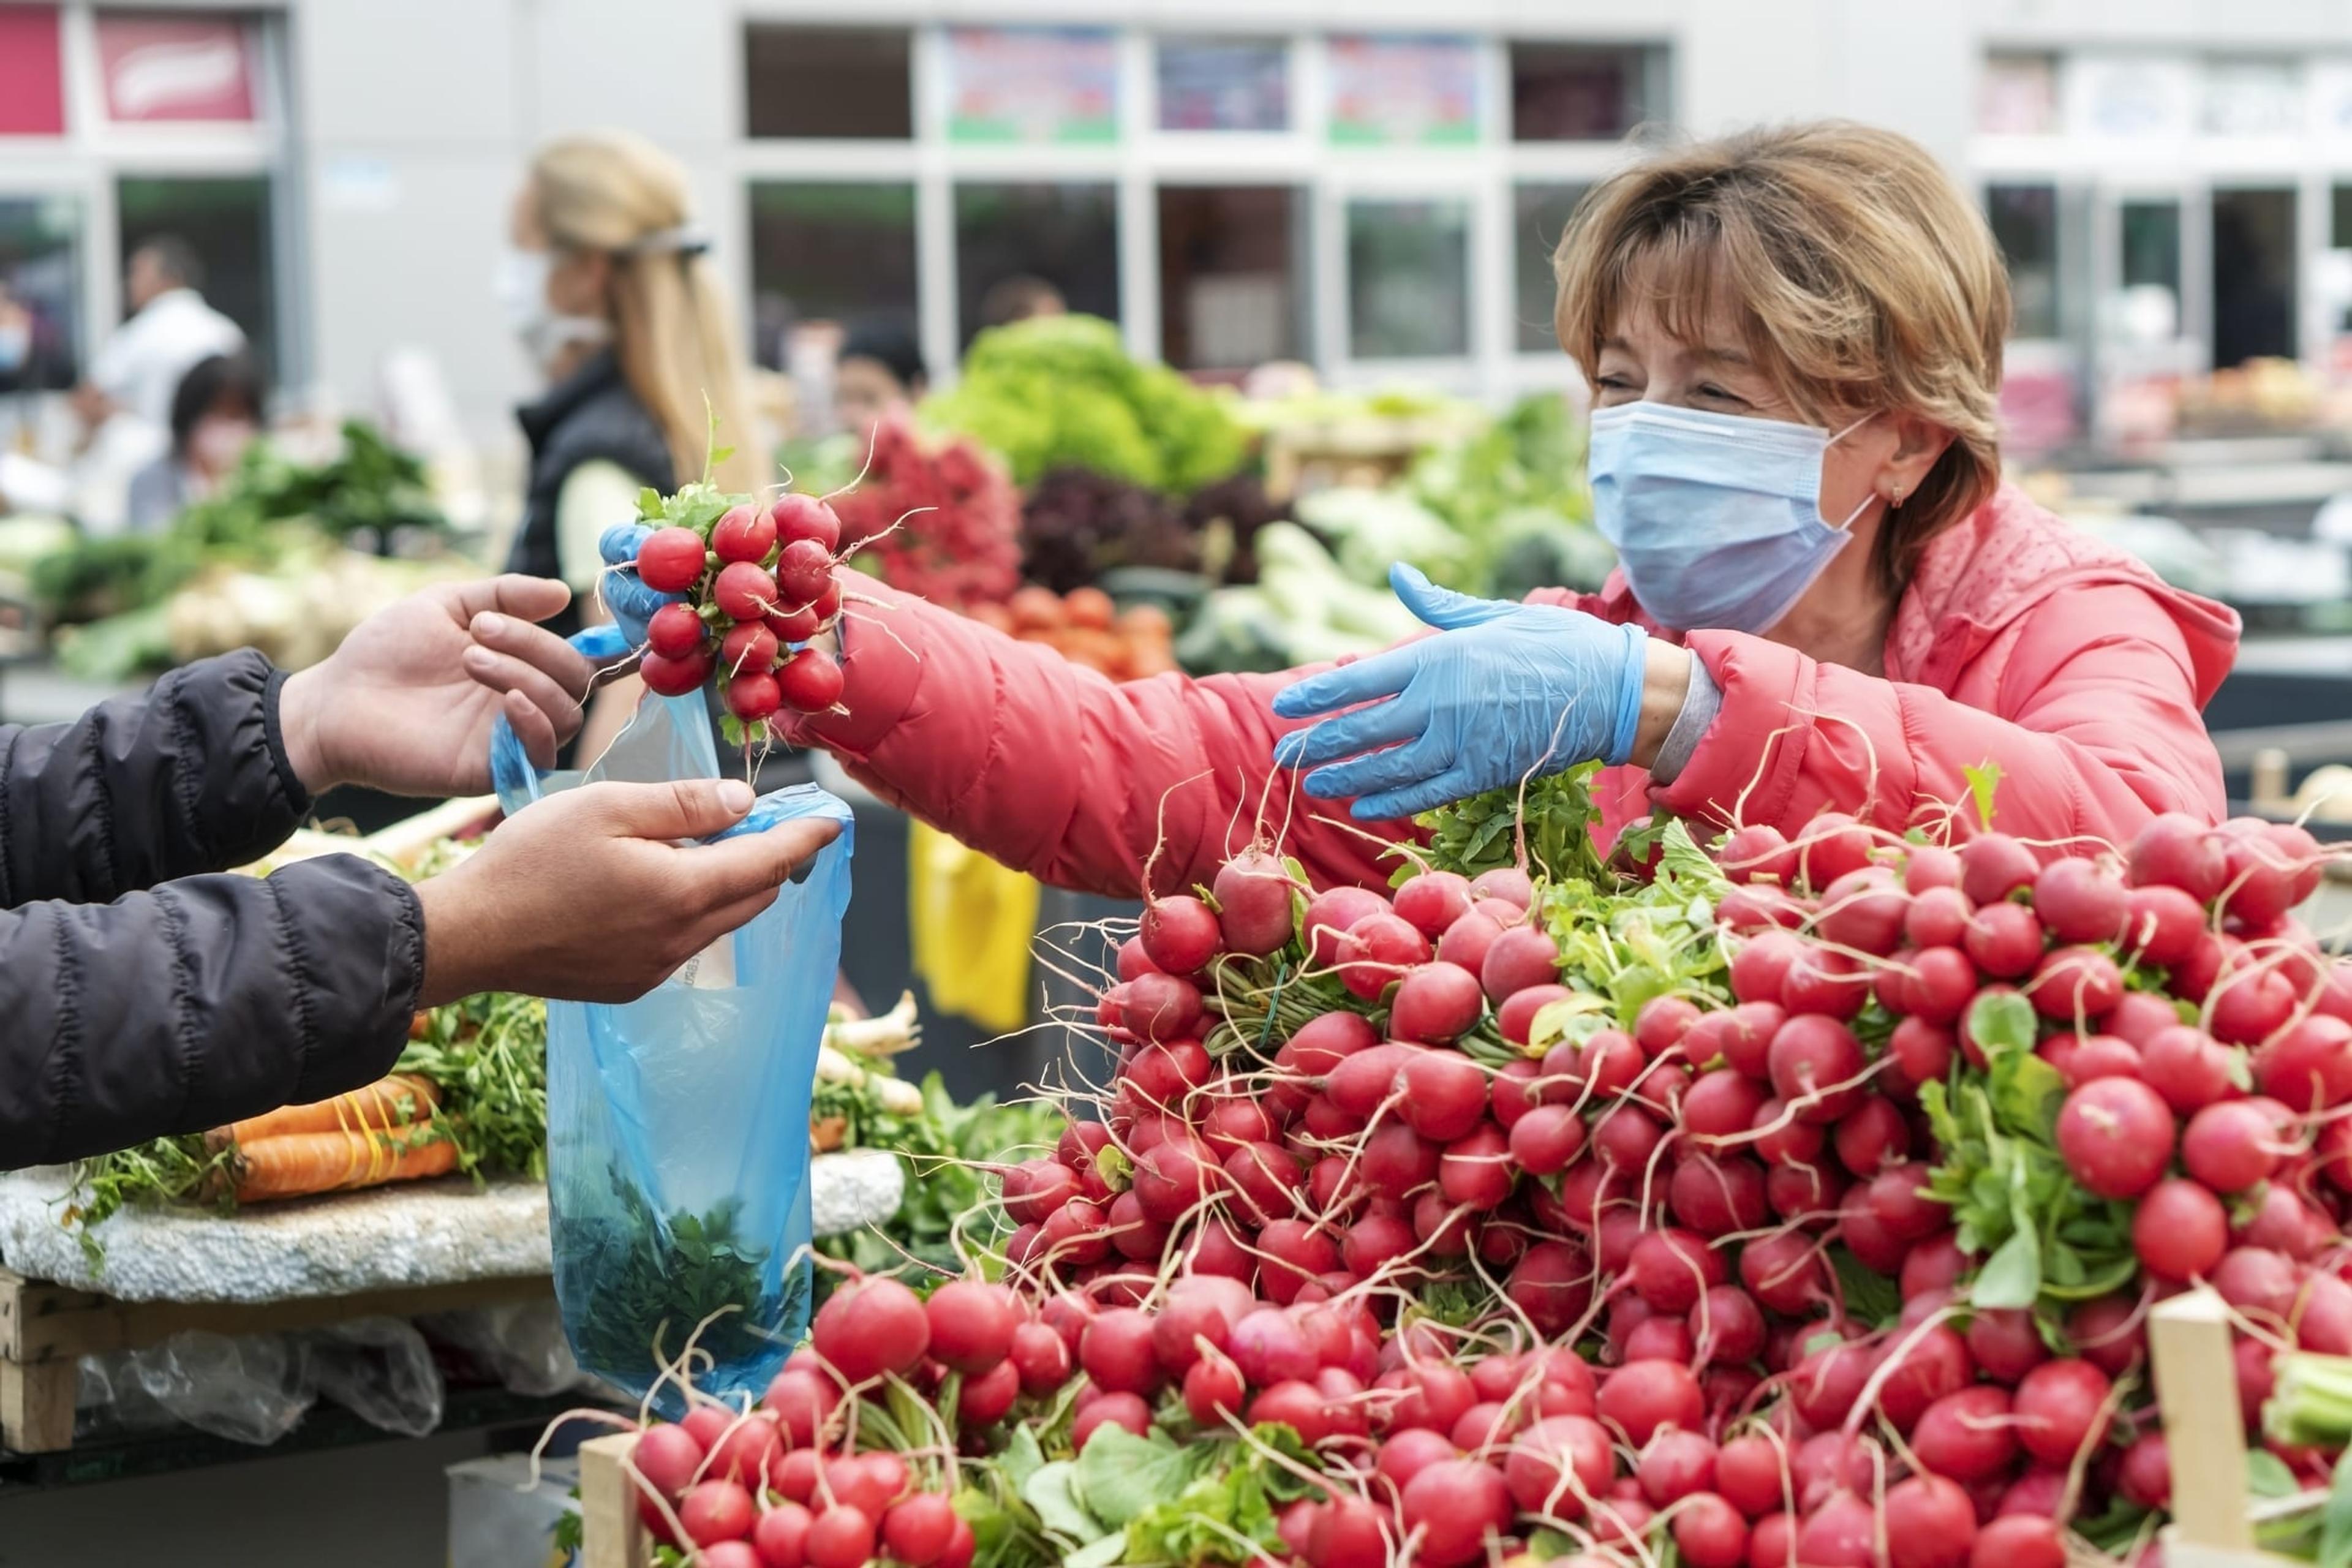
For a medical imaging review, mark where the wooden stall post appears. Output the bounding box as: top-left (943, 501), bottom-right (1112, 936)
top-left (2151, 1287), bottom-right (2259, 1565)
top-left (578, 1430), bottom-right (649, 1568)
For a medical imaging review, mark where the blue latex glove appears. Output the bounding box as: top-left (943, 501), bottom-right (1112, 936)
top-left (595, 522), bottom-right (684, 649)
top-left (1270, 564), bottom-right (1651, 820)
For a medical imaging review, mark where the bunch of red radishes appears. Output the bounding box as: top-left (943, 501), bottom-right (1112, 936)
top-left (955, 804), bottom-right (2352, 1566)
top-left (1711, 810), bottom-right (2352, 1423)
top-left (631, 492), bottom-right (850, 733)
top-left (825, 418), bottom-right (1023, 612)
top-left (621, 1274), bottom-right (1047, 1567)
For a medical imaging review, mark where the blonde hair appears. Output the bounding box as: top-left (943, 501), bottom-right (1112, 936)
top-left (1553, 121), bottom-right (2009, 589)
top-left (530, 130), bottom-right (763, 494)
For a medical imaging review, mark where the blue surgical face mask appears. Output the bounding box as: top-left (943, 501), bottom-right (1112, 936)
top-left (1588, 401), bottom-right (1877, 634)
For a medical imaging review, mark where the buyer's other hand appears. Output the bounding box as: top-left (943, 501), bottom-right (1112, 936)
top-left (1270, 564), bottom-right (1651, 821)
top-left (595, 522), bottom-right (682, 649)
top-left (412, 777), bottom-right (840, 1005)
top-left (277, 576), bottom-right (595, 796)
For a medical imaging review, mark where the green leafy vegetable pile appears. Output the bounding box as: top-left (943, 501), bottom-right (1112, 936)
top-left (32, 419), bottom-right (450, 622)
top-left (922, 316), bottom-right (1248, 495)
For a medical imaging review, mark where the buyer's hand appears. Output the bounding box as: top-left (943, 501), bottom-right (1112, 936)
top-left (412, 777), bottom-right (840, 1005)
top-left (1271, 565), bottom-right (1654, 821)
top-left (277, 576), bottom-right (595, 796)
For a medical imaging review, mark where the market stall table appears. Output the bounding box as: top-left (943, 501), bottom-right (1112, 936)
top-left (0, 1152), bottom-right (904, 1457)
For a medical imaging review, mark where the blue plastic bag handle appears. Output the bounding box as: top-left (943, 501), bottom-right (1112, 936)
top-left (488, 624), bottom-right (624, 818)
top-left (488, 625), bottom-right (827, 848)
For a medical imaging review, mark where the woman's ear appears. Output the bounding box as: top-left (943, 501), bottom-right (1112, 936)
top-left (1880, 412), bottom-right (1953, 505)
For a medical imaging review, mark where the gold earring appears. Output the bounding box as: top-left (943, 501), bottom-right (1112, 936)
top-left (1890, 485), bottom-right (1904, 508)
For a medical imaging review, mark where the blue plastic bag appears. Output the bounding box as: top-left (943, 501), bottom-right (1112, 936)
top-left (489, 629), bottom-right (854, 1409)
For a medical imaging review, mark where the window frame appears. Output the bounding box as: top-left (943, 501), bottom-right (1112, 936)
top-left (0, 4), bottom-right (296, 387)
top-left (725, 19), bottom-right (1669, 399)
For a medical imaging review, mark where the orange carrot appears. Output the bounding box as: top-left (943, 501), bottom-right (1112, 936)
top-left (231, 1129), bottom-right (459, 1203)
top-left (207, 1074), bottom-right (442, 1154)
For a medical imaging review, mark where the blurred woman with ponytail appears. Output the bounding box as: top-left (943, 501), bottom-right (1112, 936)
top-left (498, 129), bottom-right (764, 753)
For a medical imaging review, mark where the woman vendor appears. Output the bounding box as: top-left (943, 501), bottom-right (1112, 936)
top-left (605, 121), bottom-right (2239, 897)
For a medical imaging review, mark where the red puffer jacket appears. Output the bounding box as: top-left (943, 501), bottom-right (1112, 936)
top-left (784, 484), bottom-right (2239, 899)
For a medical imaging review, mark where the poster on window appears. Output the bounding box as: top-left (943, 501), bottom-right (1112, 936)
top-left (1977, 55), bottom-right (2058, 136)
top-left (1328, 36), bottom-right (1479, 146)
top-left (2312, 63), bottom-right (2352, 145)
top-left (1157, 39), bottom-right (1289, 133)
top-left (2064, 56), bottom-right (2195, 144)
top-left (2204, 61), bottom-right (2301, 138)
top-left (97, 13), bottom-right (256, 123)
top-left (946, 28), bottom-right (1117, 145)
top-left (0, 7), bottom-right (66, 136)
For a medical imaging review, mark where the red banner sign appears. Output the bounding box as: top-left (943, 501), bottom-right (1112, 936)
top-left (97, 12), bottom-right (257, 124)
top-left (0, 7), bottom-right (67, 136)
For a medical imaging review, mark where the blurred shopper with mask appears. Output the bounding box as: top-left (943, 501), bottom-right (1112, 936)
top-left (126, 352), bottom-right (263, 530)
top-left (81, 236), bottom-right (246, 436)
top-left (70, 237), bottom-right (246, 532)
top-left (831, 322), bottom-right (927, 439)
top-left (978, 275), bottom-right (1065, 331)
top-left (499, 129), bottom-right (764, 754)
top-left (0, 284), bottom-right (32, 391)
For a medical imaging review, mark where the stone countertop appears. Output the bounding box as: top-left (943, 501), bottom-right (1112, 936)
top-left (0, 1150), bottom-right (904, 1304)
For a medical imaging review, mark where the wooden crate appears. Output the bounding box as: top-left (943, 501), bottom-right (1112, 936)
top-left (2151, 1287), bottom-right (2315, 1568)
top-left (0, 1265), bottom-right (552, 1454)
top-left (578, 1430), bottom-right (650, 1568)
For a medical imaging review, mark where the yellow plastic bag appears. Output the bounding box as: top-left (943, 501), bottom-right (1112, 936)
top-left (908, 820), bottom-right (1039, 1035)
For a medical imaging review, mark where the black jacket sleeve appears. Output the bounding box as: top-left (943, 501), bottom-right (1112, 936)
top-left (0, 652), bottom-right (428, 1168)
top-left (1, 649), bottom-right (311, 905)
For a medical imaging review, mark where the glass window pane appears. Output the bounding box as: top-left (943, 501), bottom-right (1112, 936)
top-left (1514, 183), bottom-right (1588, 353)
top-left (1158, 186), bottom-right (1306, 371)
top-left (1156, 37), bottom-right (1288, 132)
top-left (95, 11), bottom-right (259, 123)
top-left (2211, 187), bottom-right (2297, 366)
top-left (1980, 53), bottom-right (2059, 135)
top-left (1510, 43), bottom-right (1665, 141)
top-left (747, 182), bottom-right (916, 371)
top-left (1986, 183), bottom-right (2059, 340)
top-left (0, 6), bottom-right (66, 136)
top-left (0, 194), bottom-right (81, 390)
top-left (954, 183), bottom-right (1119, 345)
top-left (1328, 36), bottom-right (1479, 147)
top-left (1347, 198), bottom-right (1468, 360)
top-left (2120, 202), bottom-right (2181, 294)
top-left (945, 28), bottom-right (1118, 145)
top-left (117, 176), bottom-right (274, 379)
top-left (744, 26), bottom-right (911, 139)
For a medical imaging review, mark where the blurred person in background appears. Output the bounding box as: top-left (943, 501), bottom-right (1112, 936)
top-left (498, 129), bottom-right (764, 757)
top-left (978, 275), bottom-right (1065, 331)
top-left (68, 236), bottom-right (246, 533)
top-left (603, 121), bottom-right (2237, 901)
top-left (0, 282), bottom-right (32, 391)
top-left (75, 236), bottom-right (245, 443)
top-left (126, 351), bottom-right (264, 530)
top-left (832, 322), bottom-right (927, 439)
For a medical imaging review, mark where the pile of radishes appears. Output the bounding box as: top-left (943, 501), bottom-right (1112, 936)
top-left (620, 1275), bottom-right (1031, 1567)
top-left (603, 799), bottom-right (2352, 1568)
top-left (631, 492), bottom-right (850, 734)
